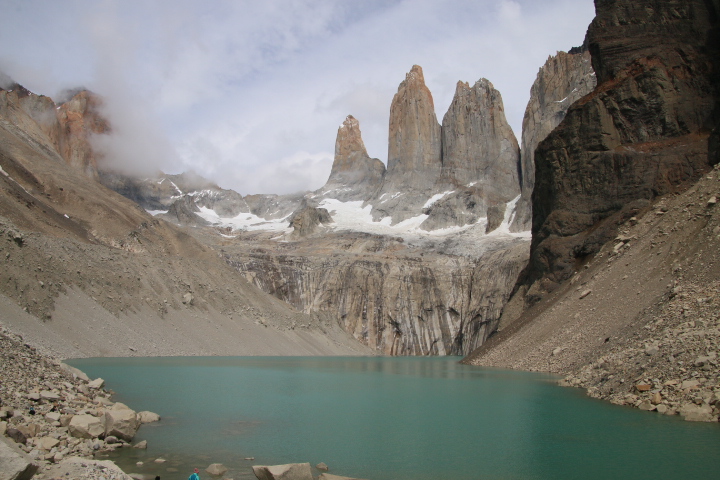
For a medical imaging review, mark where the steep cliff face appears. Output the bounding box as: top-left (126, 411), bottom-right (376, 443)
top-left (224, 232), bottom-right (528, 355)
top-left (440, 79), bottom-right (520, 194)
top-left (511, 49), bottom-right (596, 232)
top-left (0, 79), bottom-right (108, 178)
top-left (371, 65), bottom-right (443, 223)
top-left (517, 0), bottom-right (719, 305)
top-left (55, 90), bottom-right (109, 177)
top-left (317, 115), bottom-right (385, 201)
top-left (420, 79), bottom-right (521, 231)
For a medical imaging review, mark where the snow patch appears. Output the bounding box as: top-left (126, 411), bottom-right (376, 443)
top-left (423, 191), bottom-right (454, 208)
top-left (146, 210), bottom-right (168, 216)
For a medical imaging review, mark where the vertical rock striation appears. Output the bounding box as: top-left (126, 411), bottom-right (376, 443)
top-left (420, 79), bottom-right (521, 231)
top-left (510, 48), bottom-right (596, 232)
top-left (516, 0), bottom-right (719, 306)
top-left (439, 79), bottom-right (520, 194)
top-left (316, 115), bottom-right (385, 201)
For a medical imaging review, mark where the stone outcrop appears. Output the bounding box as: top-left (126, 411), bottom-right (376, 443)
top-left (55, 90), bottom-right (109, 178)
top-left (519, 0), bottom-right (720, 303)
top-left (0, 79), bottom-right (109, 178)
top-left (226, 232), bottom-right (528, 355)
top-left (317, 115), bottom-right (385, 201)
top-left (372, 65), bottom-right (442, 223)
top-left (288, 206), bottom-right (332, 238)
top-left (253, 462), bottom-right (314, 480)
top-left (0, 435), bottom-right (38, 480)
top-left (511, 48), bottom-right (596, 232)
top-left (160, 195), bottom-right (210, 227)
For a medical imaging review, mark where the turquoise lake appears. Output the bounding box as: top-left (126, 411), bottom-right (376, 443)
top-left (66, 356), bottom-right (720, 480)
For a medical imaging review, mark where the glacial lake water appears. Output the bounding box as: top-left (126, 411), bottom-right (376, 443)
top-left (66, 356), bottom-right (720, 480)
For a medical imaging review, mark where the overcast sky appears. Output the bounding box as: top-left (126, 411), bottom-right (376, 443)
top-left (0, 0), bottom-right (595, 195)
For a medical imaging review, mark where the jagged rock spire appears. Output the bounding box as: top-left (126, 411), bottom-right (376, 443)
top-left (385, 65), bottom-right (442, 189)
top-left (318, 115), bottom-right (385, 201)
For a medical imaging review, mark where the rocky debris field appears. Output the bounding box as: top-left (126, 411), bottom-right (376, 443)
top-left (0, 326), bottom-right (157, 479)
top-left (469, 165), bottom-right (720, 423)
top-left (564, 280), bottom-right (720, 421)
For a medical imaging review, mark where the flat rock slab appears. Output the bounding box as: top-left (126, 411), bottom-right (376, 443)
top-left (0, 435), bottom-right (39, 480)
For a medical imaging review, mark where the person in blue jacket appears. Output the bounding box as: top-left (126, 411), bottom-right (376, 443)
top-left (189, 468), bottom-right (200, 480)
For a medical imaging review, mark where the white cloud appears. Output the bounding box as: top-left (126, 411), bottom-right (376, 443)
top-left (0, 0), bottom-right (596, 195)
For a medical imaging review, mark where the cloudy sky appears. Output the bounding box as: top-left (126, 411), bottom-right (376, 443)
top-left (0, 0), bottom-right (595, 195)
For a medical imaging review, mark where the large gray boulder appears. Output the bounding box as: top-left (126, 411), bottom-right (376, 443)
top-left (68, 414), bottom-right (105, 439)
top-left (0, 435), bottom-right (39, 480)
top-left (252, 463), bottom-right (314, 480)
top-left (104, 404), bottom-right (139, 441)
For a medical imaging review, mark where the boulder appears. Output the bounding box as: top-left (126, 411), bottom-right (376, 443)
top-left (137, 411), bottom-right (160, 424)
top-left (206, 463), bottom-right (228, 476)
top-left (35, 436), bottom-right (60, 451)
top-left (133, 440), bottom-right (148, 449)
top-left (60, 363), bottom-right (90, 381)
top-left (253, 463), bottom-right (314, 480)
top-left (87, 378), bottom-right (105, 390)
top-left (68, 414), bottom-right (105, 439)
top-left (5, 428), bottom-right (27, 445)
top-left (679, 404), bottom-right (716, 422)
top-left (104, 407), bottom-right (139, 442)
top-left (316, 462), bottom-right (329, 471)
top-left (40, 390), bottom-right (60, 401)
top-left (0, 436), bottom-right (38, 480)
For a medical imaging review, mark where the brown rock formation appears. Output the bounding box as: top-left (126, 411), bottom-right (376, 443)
top-left (517, 0), bottom-right (719, 305)
top-left (317, 115), bottom-right (385, 201)
top-left (56, 90), bottom-right (109, 178)
top-left (0, 79), bottom-right (109, 178)
top-left (372, 65), bottom-right (442, 222)
top-left (511, 48), bottom-right (596, 232)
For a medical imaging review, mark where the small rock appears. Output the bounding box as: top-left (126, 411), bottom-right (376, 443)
top-left (133, 440), bottom-right (148, 449)
top-left (316, 462), bottom-right (329, 471)
top-left (552, 347), bottom-right (563, 357)
top-left (206, 463), bottom-right (229, 476)
top-left (154, 457), bottom-right (167, 463)
top-left (656, 404), bottom-right (668, 414)
top-left (651, 392), bottom-right (662, 405)
top-left (638, 400), bottom-right (656, 411)
top-left (635, 384), bottom-right (651, 392)
top-left (137, 411), bottom-right (161, 423)
top-left (579, 289), bottom-right (592, 299)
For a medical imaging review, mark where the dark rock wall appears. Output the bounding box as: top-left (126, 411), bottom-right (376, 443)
top-left (521, 0), bottom-right (720, 301)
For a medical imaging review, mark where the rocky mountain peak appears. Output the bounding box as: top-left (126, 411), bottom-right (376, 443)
top-left (317, 114), bottom-right (385, 201)
top-left (385, 64), bottom-right (442, 183)
top-left (56, 90), bottom-right (109, 178)
top-left (440, 77), bottom-right (520, 193)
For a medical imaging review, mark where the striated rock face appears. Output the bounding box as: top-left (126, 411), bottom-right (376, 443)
top-left (317, 115), bottom-right (385, 201)
top-left (439, 79), bottom-right (520, 196)
top-left (511, 48), bottom-right (596, 232)
top-left (225, 233), bottom-right (528, 356)
top-left (160, 195), bottom-right (210, 227)
top-left (420, 79), bottom-right (521, 231)
top-left (372, 65), bottom-right (442, 222)
top-left (519, 0), bottom-right (719, 304)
